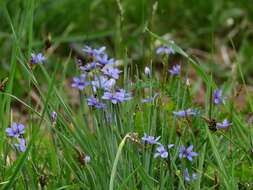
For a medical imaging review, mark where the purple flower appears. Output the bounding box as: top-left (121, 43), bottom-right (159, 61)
top-left (213, 89), bottom-right (225, 105)
top-left (83, 45), bottom-right (106, 57)
top-left (168, 144), bottom-right (174, 149)
top-left (141, 98), bottom-right (154, 103)
top-left (141, 133), bottom-right (160, 145)
top-left (184, 168), bottom-right (197, 182)
top-left (179, 145), bottom-right (198, 161)
top-left (154, 145), bottom-right (168, 158)
top-left (92, 75), bottom-right (116, 92)
top-left (102, 67), bottom-right (122, 79)
top-left (169, 64), bottom-right (181, 75)
top-left (173, 109), bottom-right (197, 117)
top-left (80, 62), bottom-right (101, 71)
top-left (144, 67), bottom-right (151, 76)
top-left (31, 53), bottom-right (46, 64)
top-left (156, 46), bottom-right (175, 55)
top-left (84, 155), bottom-right (91, 163)
top-left (87, 97), bottom-right (106, 109)
top-left (102, 89), bottom-right (132, 104)
top-left (72, 74), bottom-right (90, 90)
top-left (216, 119), bottom-right (231, 129)
top-left (6, 123), bottom-right (25, 138)
top-left (15, 138), bottom-right (26, 152)
top-left (141, 93), bottom-right (159, 103)
top-left (51, 111), bottom-right (57, 122)
top-left (95, 53), bottom-right (115, 65)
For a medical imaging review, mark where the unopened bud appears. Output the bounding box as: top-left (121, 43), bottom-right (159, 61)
top-left (144, 66), bottom-right (151, 76)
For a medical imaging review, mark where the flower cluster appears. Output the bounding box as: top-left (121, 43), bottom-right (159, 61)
top-left (6, 123), bottom-right (26, 152)
top-left (141, 133), bottom-right (174, 159)
top-left (28, 43), bottom-right (231, 183)
top-left (72, 45), bottom-right (132, 109)
top-left (142, 133), bottom-right (198, 182)
top-left (179, 145), bottom-right (198, 182)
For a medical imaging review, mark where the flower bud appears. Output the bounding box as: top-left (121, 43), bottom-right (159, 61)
top-left (144, 66), bottom-right (151, 76)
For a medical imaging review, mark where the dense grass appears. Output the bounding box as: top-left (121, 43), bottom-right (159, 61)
top-left (1, 0), bottom-right (253, 189)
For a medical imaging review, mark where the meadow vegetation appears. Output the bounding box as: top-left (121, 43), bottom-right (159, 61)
top-left (1, 0), bottom-right (253, 189)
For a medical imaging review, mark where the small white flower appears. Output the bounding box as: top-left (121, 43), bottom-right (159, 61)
top-left (186, 78), bottom-right (190, 86)
top-left (144, 66), bottom-right (151, 76)
top-left (84, 155), bottom-right (91, 163)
